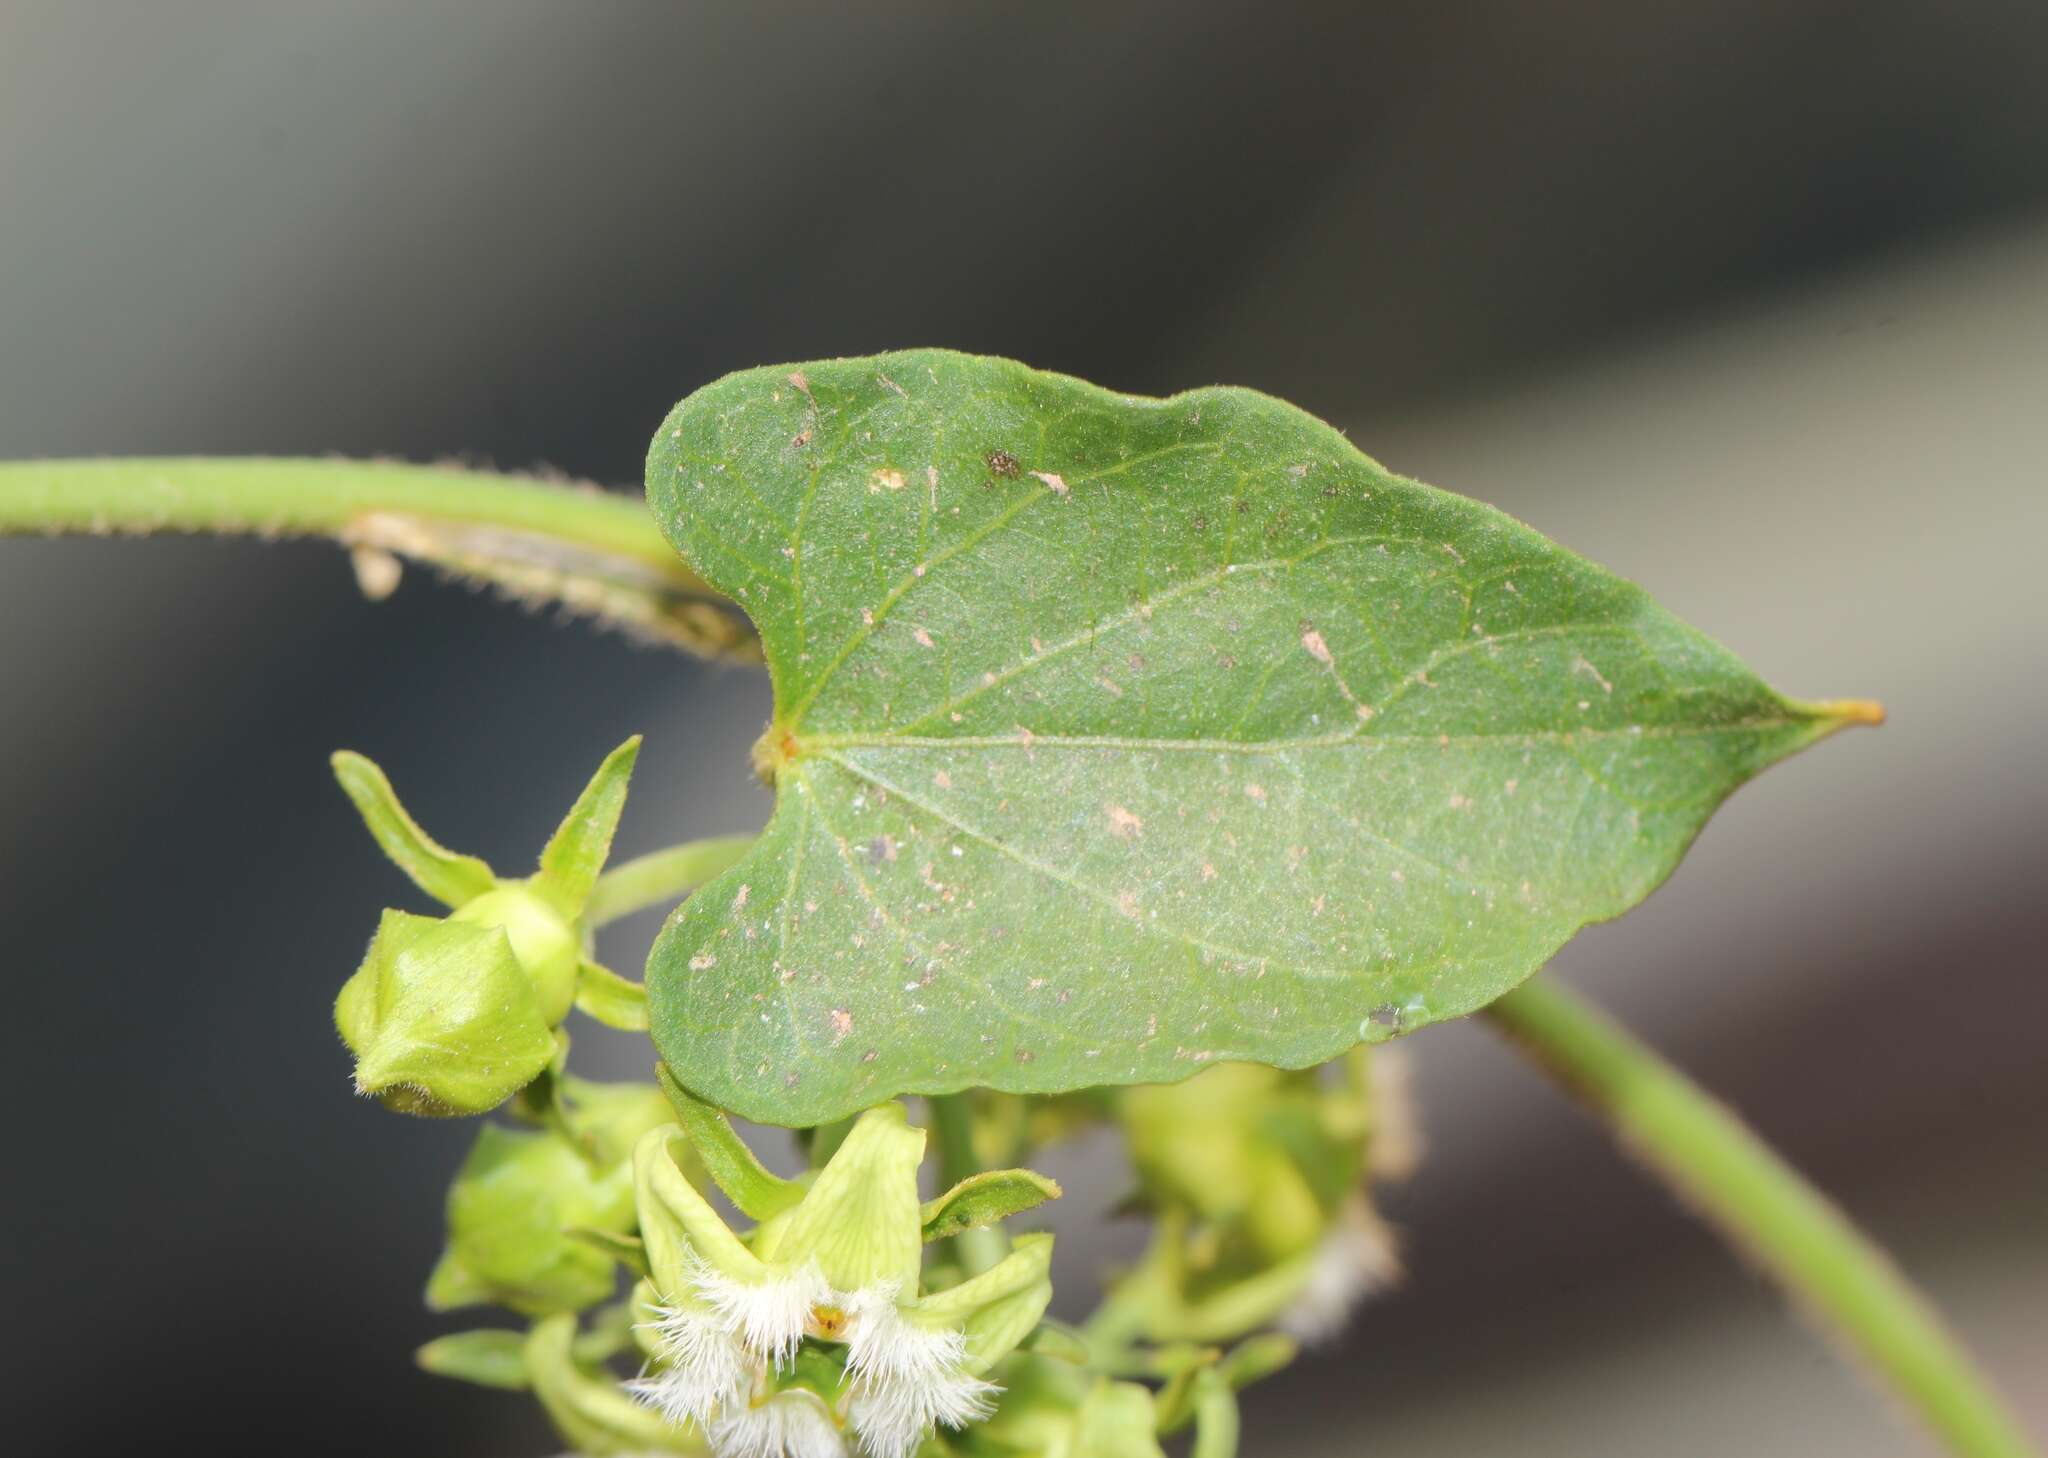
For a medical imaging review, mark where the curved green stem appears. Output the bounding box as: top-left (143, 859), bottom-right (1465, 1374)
top-left (0, 456), bottom-right (752, 656)
top-left (1189, 1370), bottom-right (1242, 1458)
top-left (585, 834), bottom-right (758, 927)
top-left (1484, 976), bottom-right (2036, 1458)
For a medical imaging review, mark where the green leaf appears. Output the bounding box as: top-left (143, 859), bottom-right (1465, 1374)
top-left (574, 959), bottom-right (649, 1031)
top-left (331, 751), bottom-right (496, 907)
top-left (536, 736), bottom-right (640, 911)
top-left (416, 1329), bottom-right (531, 1390)
top-left (654, 1063), bottom-right (806, 1220)
top-left (921, 1168), bottom-right (1062, 1242)
top-left (644, 349), bottom-right (1879, 1125)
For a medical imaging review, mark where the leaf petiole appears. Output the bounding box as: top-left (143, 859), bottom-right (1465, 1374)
top-left (1484, 975), bottom-right (2037, 1458)
top-left (583, 834), bottom-right (757, 927)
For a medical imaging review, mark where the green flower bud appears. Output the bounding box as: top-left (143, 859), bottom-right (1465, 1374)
top-left (330, 737), bottom-right (641, 1116)
top-left (965, 1367), bottom-right (1168, 1458)
top-left (426, 1078), bottom-right (675, 1316)
top-left (450, 882), bottom-right (581, 1024)
top-left (335, 909), bottom-right (556, 1116)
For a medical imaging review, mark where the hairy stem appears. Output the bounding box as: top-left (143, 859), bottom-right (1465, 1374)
top-left (585, 835), bottom-right (758, 928)
top-left (0, 456), bottom-right (754, 656)
top-left (1484, 976), bottom-right (2036, 1458)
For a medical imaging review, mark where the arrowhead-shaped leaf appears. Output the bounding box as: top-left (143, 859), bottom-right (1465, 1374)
top-left (644, 350), bottom-right (1875, 1126)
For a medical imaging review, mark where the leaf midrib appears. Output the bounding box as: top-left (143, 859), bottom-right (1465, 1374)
top-left (795, 753), bottom-right (1498, 990)
top-left (799, 711), bottom-right (1815, 757)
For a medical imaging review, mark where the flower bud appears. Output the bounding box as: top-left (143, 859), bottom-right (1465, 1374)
top-left (335, 909), bottom-right (557, 1117)
top-left (969, 1368), bottom-right (1169, 1458)
top-left (330, 738), bottom-right (640, 1116)
top-left (426, 1078), bottom-right (675, 1316)
top-left (450, 882), bottom-right (581, 1025)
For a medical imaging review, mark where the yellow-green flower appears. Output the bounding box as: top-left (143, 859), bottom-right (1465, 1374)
top-left (630, 1103), bottom-right (1054, 1458)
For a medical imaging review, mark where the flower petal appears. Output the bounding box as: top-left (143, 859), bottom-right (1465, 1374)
top-left (843, 1288), bottom-right (994, 1458)
top-left (706, 1387), bottom-right (849, 1458)
top-left (769, 1105), bottom-right (924, 1294)
top-left (627, 1300), bottom-right (750, 1429)
top-left (635, 1126), bottom-right (767, 1297)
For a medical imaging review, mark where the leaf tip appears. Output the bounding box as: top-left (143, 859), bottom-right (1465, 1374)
top-left (1812, 697), bottom-right (1886, 729)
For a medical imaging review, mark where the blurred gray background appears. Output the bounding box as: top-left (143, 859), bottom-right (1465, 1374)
top-left (2, 4), bottom-right (2043, 1455)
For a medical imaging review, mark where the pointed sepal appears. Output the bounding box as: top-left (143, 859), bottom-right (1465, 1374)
top-left (416, 1329), bottom-right (530, 1390)
top-left (536, 735), bottom-right (640, 912)
top-left (658, 1063), bottom-right (806, 1220)
top-left (574, 958), bottom-right (649, 1031)
top-left (331, 750), bottom-right (496, 907)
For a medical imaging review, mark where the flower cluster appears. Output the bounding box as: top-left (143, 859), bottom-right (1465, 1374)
top-left (1108, 1052), bottom-right (1415, 1347)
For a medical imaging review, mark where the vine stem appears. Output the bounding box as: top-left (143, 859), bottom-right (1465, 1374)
top-left (585, 835), bottom-right (758, 927)
top-left (0, 457), bottom-right (754, 655)
top-left (1483, 976), bottom-right (2036, 1458)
